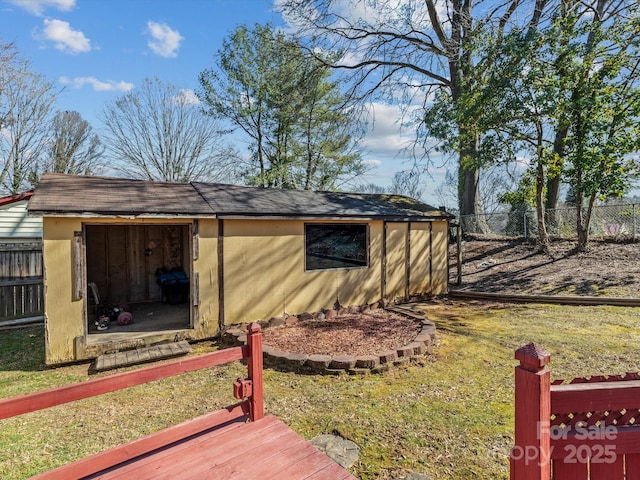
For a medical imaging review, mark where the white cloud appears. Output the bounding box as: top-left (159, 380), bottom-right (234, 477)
top-left (173, 89), bottom-right (200, 105)
top-left (146, 21), bottom-right (183, 58)
top-left (362, 159), bottom-right (382, 167)
top-left (5, 0), bottom-right (74, 16)
top-left (41, 19), bottom-right (90, 54)
top-left (361, 103), bottom-right (419, 159)
top-left (60, 76), bottom-right (134, 92)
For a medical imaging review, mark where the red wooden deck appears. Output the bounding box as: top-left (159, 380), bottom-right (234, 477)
top-left (2, 324), bottom-right (358, 480)
top-left (78, 415), bottom-right (356, 480)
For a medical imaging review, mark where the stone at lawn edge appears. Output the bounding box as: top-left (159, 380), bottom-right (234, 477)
top-left (310, 434), bottom-right (359, 469)
top-left (330, 355), bottom-right (357, 370)
top-left (236, 334), bottom-right (247, 344)
top-left (378, 350), bottom-right (398, 364)
top-left (224, 327), bottom-right (243, 337)
top-left (372, 363), bottom-right (390, 373)
top-left (396, 345), bottom-right (414, 357)
top-left (348, 367), bottom-right (370, 375)
top-left (355, 355), bottom-right (379, 369)
top-left (408, 341), bottom-right (427, 355)
top-left (306, 354), bottom-right (332, 369)
top-left (348, 305), bottom-right (360, 314)
top-left (414, 334), bottom-right (432, 346)
top-left (263, 347), bottom-right (288, 364)
top-left (394, 356), bottom-right (411, 365)
top-left (284, 316), bottom-right (299, 326)
top-left (269, 317), bottom-right (286, 327)
top-left (262, 344), bottom-right (275, 356)
top-left (282, 352), bottom-right (307, 366)
top-left (421, 325), bottom-right (437, 336)
top-left (324, 309), bottom-right (336, 319)
top-left (298, 312), bottom-right (314, 321)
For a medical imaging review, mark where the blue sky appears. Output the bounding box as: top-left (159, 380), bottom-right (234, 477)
top-left (0, 0), bottom-right (448, 205)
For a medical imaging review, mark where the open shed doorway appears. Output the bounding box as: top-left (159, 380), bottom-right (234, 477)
top-left (85, 223), bottom-right (192, 338)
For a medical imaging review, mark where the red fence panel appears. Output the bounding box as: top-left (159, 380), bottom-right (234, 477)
top-left (511, 343), bottom-right (640, 480)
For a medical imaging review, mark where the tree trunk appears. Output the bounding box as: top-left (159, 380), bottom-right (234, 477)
top-left (545, 121), bottom-right (569, 235)
top-left (576, 193), bottom-right (596, 251)
top-left (535, 122), bottom-right (549, 251)
top-left (458, 133), bottom-right (490, 234)
top-left (536, 159), bottom-right (549, 252)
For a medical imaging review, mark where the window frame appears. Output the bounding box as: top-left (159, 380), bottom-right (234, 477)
top-left (304, 222), bottom-right (370, 272)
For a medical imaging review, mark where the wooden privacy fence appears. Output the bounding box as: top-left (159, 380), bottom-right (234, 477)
top-left (510, 343), bottom-right (640, 479)
top-left (0, 243), bottom-right (43, 321)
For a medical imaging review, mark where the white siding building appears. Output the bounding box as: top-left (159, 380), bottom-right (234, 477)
top-left (0, 192), bottom-right (42, 242)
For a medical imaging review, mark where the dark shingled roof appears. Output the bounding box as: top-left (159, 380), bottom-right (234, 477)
top-left (29, 174), bottom-right (214, 216)
top-left (29, 173), bottom-right (452, 220)
top-left (191, 182), bottom-right (450, 219)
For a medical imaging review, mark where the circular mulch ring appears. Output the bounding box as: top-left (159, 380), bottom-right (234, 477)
top-left (262, 308), bottom-right (419, 356)
top-left (223, 305), bottom-right (437, 374)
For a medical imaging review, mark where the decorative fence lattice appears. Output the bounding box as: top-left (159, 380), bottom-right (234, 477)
top-left (550, 373), bottom-right (640, 430)
top-left (459, 203), bottom-right (640, 239)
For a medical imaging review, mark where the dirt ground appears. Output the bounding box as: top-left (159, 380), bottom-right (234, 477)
top-left (450, 237), bottom-right (640, 297)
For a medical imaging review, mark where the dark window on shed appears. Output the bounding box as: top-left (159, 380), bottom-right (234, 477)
top-left (305, 223), bottom-right (368, 271)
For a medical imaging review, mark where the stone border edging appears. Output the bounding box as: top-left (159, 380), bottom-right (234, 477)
top-left (222, 304), bottom-right (437, 375)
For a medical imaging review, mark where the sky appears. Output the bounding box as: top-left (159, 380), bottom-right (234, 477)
top-left (0, 0), bottom-right (449, 206)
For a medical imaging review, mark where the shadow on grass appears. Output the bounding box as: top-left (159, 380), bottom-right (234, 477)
top-left (0, 325), bottom-right (46, 372)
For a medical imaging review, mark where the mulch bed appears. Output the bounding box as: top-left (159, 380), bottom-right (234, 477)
top-left (261, 308), bottom-right (420, 357)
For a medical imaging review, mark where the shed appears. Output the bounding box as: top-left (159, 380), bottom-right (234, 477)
top-left (29, 173), bottom-right (453, 365)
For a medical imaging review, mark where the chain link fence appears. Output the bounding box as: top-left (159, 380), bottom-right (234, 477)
top-left (459, 203), bottom-right (640, 240)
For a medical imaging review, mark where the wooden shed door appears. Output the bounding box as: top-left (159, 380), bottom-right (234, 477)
top-left (409, 222), bottom-right (432, 296)
top-left (385, 222), bottom-right (435, 302)
top-left (384, 222), bottom-right (408, 301)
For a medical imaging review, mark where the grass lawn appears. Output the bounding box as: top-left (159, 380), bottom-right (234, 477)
top-left (2, 300), bottom-right (640, 479)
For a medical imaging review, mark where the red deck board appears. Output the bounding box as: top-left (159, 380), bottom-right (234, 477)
top-left (89, 416), bottom-right (284, 479)
top-left (86, 415), bottom-right (357, 480)
top-left (271, 444), bottom-right (354, 479)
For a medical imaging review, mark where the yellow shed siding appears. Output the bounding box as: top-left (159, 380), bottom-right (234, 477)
top-left (191, 219), bottom-right (219, 337)
top-left (42, 217), bottom-right (85, 364)
top-left (385, 222), bottom-right (408, 302)
top-left (222, 220), bottom-right (383, 324)
top-left (430, 220), bottom-right (449, 294)
top-left (409, 223), bottom-right (432, 296)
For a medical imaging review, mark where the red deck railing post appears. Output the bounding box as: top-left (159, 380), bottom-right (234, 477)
top-left (246, 322), bottom-right (264, 421)
top-left (511, 343), bottom-right (551, 480)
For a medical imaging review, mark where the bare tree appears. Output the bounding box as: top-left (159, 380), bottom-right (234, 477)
top-left (389, 169), bottom-right (424, 200)
top-left (38, 110), bottom-right (104, 178)
top-left (0, 42), bottom-right (57, 194)
top-left (102, 77), bottom-right (230, 182)
top-left (277, 0), bottom-right (550, 222)
top-left (349, 181), bottom-right (387, 194)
